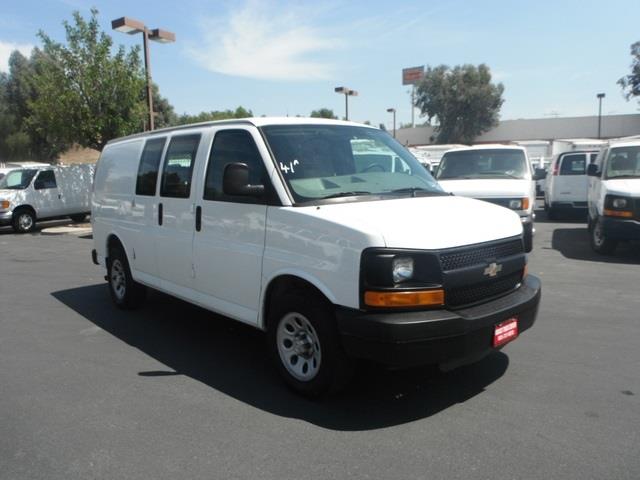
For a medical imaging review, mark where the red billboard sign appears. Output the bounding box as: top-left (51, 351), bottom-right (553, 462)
top-left (402, 66), bottom-right (424, 86)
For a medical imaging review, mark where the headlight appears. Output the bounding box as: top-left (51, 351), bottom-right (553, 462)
top-left (508, 199), bottom-right (522, 209)
top-left (612, 198), bottom-right (628, 209)
top-left (392, 257), bottom-right (414, 283)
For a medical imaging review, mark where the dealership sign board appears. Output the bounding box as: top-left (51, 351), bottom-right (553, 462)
top-left (402, 66), bottom-right (424, 85)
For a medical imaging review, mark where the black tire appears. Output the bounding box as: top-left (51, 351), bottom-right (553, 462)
top-left (547, 206), bottom-right (558, 221)
top-left (267, 290), bottom-right (354, 397)
top-left (590, 217), bottom-right (617, 255)
top-left (12, 208), bottom-right (36, 233)
top-left (69, 214), bottom-right (87, 223)
top-left (107, 244), bottom-right (146, 309)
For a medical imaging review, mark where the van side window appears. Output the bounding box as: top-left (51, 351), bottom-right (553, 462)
top-left (34, 170), bottom-right (57, 189)
top-left (160, 134), bottom-right (201, 198)
top-left (136, 137), bottom-right (166, 196)
top-left (203, 129), bottom-right (267, 202)
top-left (560, 154), bottom-right (586, 175)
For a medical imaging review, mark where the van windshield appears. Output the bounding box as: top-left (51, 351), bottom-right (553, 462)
top-left (436, 149), bottom-right (528, 180)
top-left (606, 146), bottom-right (640, 179)
top-left (0, 169), bottom-right (38, 190)
top-left (260, 125), bottom-right (443, 203)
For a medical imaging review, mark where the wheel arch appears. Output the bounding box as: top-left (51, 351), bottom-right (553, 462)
top-left (260, 273), bottom-right (336, 331)
top-left (12, 204), bottom-right (37, 219)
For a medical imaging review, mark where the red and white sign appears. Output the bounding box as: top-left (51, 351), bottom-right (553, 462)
top-left (402, 66), bottom-right (425, 85)
top-left (493, 318), bottom-right (519, 347)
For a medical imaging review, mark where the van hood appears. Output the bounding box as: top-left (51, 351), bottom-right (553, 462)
top-left (437, 179), bottom-right (532, 198)
top-left (605, 178), bottom-right (640, 197)
top-left (0, 189), bottom-right (20, 203)
top-left (301, 195), bottom-right (523, 250)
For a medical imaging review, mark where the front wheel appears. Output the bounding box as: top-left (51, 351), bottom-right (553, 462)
top-left (590, 217), bottom-right (617, 255)
top-left (267, 290), bottom-right (354, 397)
top-left (12, 209), bottom-right (36, 233)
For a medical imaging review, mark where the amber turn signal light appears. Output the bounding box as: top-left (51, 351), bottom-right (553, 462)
top-left (364, 289), bottom-right (445, 307)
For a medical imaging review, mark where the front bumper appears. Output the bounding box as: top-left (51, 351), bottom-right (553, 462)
top-left (601, 216), bottom-right (640, 241)
top-left (0, 210), bottom-right (13, 226)
top-left (336, 275), bottom-right (541, 369)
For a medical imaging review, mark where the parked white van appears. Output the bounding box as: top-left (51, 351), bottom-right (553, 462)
top-left (587, 139), bottom-right (640, 254)
top-left (91, 118), bottom-right (541, 396)
top-left (435, 145), bottom-right (544, 252)
top-left (0, 164), bottom-right (94, 233)
top-left (544, 150), bottom-right (600, 219)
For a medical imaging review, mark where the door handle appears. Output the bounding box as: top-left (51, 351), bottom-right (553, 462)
top-left (158, 203), bottom-right (163, 226)
top-left (195, 206), bottom-right (202, 232)
top-left (58, 194), bottom-right (62, 199)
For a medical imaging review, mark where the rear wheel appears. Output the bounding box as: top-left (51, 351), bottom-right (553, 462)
top-left (107, 244), bottom-right (146, 309)
top-left (590, 217), bottom-right (617, 255)
top-left (267, 290), bottom-right (354, 397)
top-left (12, 209), bottom-right (36, 233)
top-left (547, 206), bottom-right (558, 221)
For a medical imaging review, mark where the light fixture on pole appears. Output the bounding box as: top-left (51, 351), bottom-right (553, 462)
top-left (596, 93), bottom-right (605, 139)
top-left (386, 108), bottom-right (396, 138)
top-left (112, 17), bottom-right (175, 131)
top-left (334, 86), bottom-right (358, 121)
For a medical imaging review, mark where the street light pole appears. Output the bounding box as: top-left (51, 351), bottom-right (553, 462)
top-left (334, 86), bottom-right (358, 121)
top-left (386, 108), bottom-right (396, 138)
top-left (597, 93), bottom-right (605, 139)
top-left (112, 17), bottom-right (175, 131)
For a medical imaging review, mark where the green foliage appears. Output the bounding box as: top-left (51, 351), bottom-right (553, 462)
top-left (175, 106), bottom-right (253, 125)
top-left (30, 8), bottom-right (146, 151)
top-left (618, 41), bottom-right (640, 102)
top-left (152, 83), bottom-right (177, 129)
top-left (415, 64), bottom-right (504, 144)
top-left (310, 108), bottom-right (337, 119)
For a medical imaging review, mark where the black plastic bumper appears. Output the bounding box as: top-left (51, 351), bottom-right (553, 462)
top-left (601, 217), bottom-right (640, 241)
top-left (336, 275), bottom-right (541, 369)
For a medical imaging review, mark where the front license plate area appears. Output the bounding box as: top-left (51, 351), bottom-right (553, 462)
top-left (493, 317), bottom-right (519, 348)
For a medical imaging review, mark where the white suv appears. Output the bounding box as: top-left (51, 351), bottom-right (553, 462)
top-left (91, 118), bottom-right (541, 396)
top-left (587, 140), bottom-right (640, 254)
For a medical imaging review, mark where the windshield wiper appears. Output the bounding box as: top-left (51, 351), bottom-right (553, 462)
top-left (320, 190), bottom-right (372, 199)
top-left (476, 172), bottom-right (522, 179)
top-left (387, 187), bottom-right (446, 197)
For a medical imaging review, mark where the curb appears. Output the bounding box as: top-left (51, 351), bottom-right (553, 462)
top-left (41, 226), bottom-right (93, 236)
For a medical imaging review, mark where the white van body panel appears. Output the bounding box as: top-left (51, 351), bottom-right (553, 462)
top-left (438, 179), bottom-right (532, 200)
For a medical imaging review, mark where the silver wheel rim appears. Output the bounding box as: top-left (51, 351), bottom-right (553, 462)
top-left (18, 213), bottom-right (33, 231)
top-left (276, 312), bottom-right (322, 382)
top-left (593, 222), bottom-right (604, 247)
top-left (110, 259), bottom-right (126, 301)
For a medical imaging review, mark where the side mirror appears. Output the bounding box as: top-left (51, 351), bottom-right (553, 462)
top-left (533, 168), bottom-right (547, 181)
top-left (587, 164), bottom-right (600, 177)
top-left (223, 162), bottom-right (265, 197)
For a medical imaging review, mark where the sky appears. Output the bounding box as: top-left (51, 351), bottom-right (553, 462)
top-left (1, 0), bottom-right (640, 129)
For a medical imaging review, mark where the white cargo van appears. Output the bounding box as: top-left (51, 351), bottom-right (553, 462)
top-left (0, 164), bottom-right (94, 233)
top-left (435, 145), bottom-right (544, 252)
top-left (544, 150), bottom-right (600, 219)
top-left (91, 118), bottom-right (541, 397)
top-left (587, 139), bottom-right (640, 254)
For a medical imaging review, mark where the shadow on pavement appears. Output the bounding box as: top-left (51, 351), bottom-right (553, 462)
top-left (52, 284), bottom-right (510, 431)
top-left (551, 227), bottom-right (640, 264)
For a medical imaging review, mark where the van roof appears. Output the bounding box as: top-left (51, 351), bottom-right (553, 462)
top-left (444, 144), bottom-right (527, 153)
top-left (608, 138), bottom-right (640, 149)
top-left (106, 117), bottom-right (376, 145)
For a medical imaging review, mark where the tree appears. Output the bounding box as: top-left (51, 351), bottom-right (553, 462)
top-left (618, 41), bottom-right (640, 103)
top-left (175, 106), bottom-right (253, 125)
top-left (152, 83), bottom-right (177, 129)
top-left (310, 108), bottom-right (337, 119)
top-left (415, 64), bottom-right (504, 144)
top-left (29, 8), bottom-right (146, 151)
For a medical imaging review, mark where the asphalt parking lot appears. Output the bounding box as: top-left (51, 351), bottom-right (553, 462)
top-left (1, 209), bottom-right (639, 480)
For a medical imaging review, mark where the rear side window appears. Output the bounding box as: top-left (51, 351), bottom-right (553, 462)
top-left (35, 170), bottom-right (57, 189)
top-left (136, 137), bottom-right (166, 196)
top-left (560, 154), bottom-right (586, 175)
top-left (203, 129), bottom-right (267, 202)
top-left (160, 134), bottom-right (201, 198)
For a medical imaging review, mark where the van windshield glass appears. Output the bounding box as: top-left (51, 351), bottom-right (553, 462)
top-left (606, 146), bottom-right (640, 179)
top-left (261, 125), bottom-right (443, 202)
top-left (0, 169), bottom-right (38, 190)
top-left (436, 149), bottom-right (528, 180)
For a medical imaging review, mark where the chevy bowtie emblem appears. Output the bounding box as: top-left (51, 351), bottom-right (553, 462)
top-left (484, 262), bottom-right (503, 277)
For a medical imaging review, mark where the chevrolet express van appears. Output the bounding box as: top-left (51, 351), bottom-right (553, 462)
top-left (0, 164), bottom-right (94, 233)
top-left (544, 150), bottom-right (600, 219)
top-left (435, 145), bottom-right (544, 252)
top-left (587, 139), bottom-right (640, 254)
top-left (91, 118), bottom-right (541, 396)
